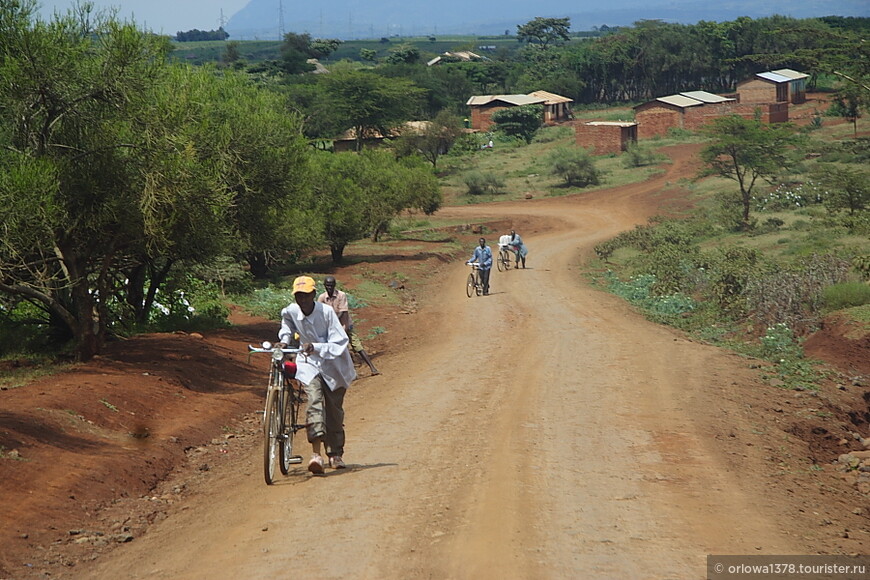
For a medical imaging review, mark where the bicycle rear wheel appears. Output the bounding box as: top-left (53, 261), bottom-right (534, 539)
top-left (497, 250), bottom-right (508, 272)
top-left (466, 272), bottom-right (475, 297)
top-left (263, 387), bottom-right (281, 485)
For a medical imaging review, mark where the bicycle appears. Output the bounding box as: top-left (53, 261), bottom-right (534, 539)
top-left (248, 342), bottom-right (304, 485)
top-left (496, 245), bottom-right (512, 272)
top-left (466, 262), bottom-right (483, 297)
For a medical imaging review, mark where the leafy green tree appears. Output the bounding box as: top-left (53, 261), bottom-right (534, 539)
top-left (310, 38), bottom-right (342, 60)
top-left (385, 44), bottom-right (421, 64)
top-left (491, 104), bottom-right (544, 143)
top-left (700, 116), bottom-right (800, 230)
top-left (310, 150), bottom-right (440, 261)
top-left (0, 3), bottom-right (311, 358)
top-left (360, 48), bottom-right (378, 62)
top-left (280, 32), bottom-right (316, 74)
top-left (321, 70), bottom-right (426, 151)
top-left (516, 17), bottom-right (571, 50)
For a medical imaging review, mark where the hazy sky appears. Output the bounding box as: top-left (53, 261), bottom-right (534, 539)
top-left (37, 0), bottom-right (249, 34)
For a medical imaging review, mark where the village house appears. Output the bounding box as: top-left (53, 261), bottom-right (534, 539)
top-left (527, 90), bottom-right (574, 125)
top-left (574, 121), bottom-right (638, 155)
top-left (331, 121), bottom-right (473, 153)
top-left (633, 91), bottom-right (738, 139)
top-left (465, 94), bottom-right (547, 131)
top-left (426, 51), bottom-right (485, 66)
top-left (465, 91), bottom-right (573, 132)
top-left (737, 69), bottom-right (809, 106)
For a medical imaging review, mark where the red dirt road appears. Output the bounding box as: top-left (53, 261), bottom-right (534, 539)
top-left (2, 144), bottom-right (868, 579)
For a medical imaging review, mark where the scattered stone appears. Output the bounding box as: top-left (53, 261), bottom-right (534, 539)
top-left (198, 463), bottom-right (210, 471)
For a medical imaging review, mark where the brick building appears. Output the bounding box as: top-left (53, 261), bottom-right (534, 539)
top-left (634, 92), bottom-right (737, 139)
top-left (465, 94), bottom-right (547, 131)
top-left (574, 121), bottom-right (638, 155)
top-left (770, 68), bottom-right (809, 104)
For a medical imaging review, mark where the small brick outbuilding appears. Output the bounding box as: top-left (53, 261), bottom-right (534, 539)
top-left (574, 121), bottom-right (638, 155)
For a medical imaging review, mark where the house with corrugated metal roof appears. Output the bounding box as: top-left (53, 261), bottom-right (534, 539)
top-left (465, 94), bottom-right (548, 131)
top-left (426, 51), bottom-right (485, 66)
top-left (770, 68), bottom-right (809, 104)
top-left (736, 68), bottom-right (809, 105)
top-left (528, 90), bottom-right (574, 125)
top-left (633, 91), bottom-right (738, 139)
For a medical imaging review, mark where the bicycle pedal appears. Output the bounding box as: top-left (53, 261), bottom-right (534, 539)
top-left (288, 455), bottom-right (303, 464)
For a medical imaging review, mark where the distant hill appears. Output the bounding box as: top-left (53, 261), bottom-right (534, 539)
top-left (225, 0), bottom-right (869, 40)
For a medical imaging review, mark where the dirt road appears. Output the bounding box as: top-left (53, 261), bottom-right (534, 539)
top-left (62, 143), bottom-right (816, 579)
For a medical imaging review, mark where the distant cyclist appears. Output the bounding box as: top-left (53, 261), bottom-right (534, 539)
top-left (466, 237), bottom-right (493, 295)
top-left (508, 229), bottom-right (528, 269)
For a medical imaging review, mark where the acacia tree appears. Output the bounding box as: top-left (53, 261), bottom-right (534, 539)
top-left (700, 115), bottom-right (800, 230)
top-left (321, 70), bottom-right (426, 151)
top-left (517, 17), bottom-right (571, 50)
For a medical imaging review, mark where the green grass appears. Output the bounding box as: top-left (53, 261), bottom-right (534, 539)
top-left (440, 130), bottom-right (670, 204)
top-left (0, 356), bottom-right (72, 390)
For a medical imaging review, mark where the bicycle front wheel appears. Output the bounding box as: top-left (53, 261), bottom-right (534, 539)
top-left (466, 272), bottom-right (475, 297)
top-left (497, 251), bottom-right (508, 272)
top-left (279, 385), bottom-right (299, 475)
top-left (263, 388), bottom-right (281, 485)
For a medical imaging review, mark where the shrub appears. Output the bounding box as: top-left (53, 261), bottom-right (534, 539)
top-left (546, 147), bottom-right (601, 187)
top-left (745, 253), bottom-right (851, 331)
top-left (701, 246), bottom-right (764, 314)
top-left (622, 142), bottom-right (660, 168)
top-left (463, 171), bottom-right (505, 195)
top-left (823, 282), bottom-right (870, 310)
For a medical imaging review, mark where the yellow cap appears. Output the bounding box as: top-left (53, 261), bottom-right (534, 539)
top-left (292, 276), bottom-right (316, 294)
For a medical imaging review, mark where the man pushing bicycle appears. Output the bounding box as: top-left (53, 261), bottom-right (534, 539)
top-left (277, 276), bottom-right (356, 474)
top-left (466, 237), bottom-right (493, 295)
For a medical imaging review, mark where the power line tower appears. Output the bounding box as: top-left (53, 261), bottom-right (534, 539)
top-left (278, 0), bottom-right (285, 39)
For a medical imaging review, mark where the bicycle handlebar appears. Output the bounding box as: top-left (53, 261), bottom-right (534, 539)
top-left (248, 344), bottom-right (302, 354)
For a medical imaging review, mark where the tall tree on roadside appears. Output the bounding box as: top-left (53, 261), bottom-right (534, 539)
top-left (0, 2), bottom-right (311, 358)
top-left (699, 115), bottom-right (800, 230)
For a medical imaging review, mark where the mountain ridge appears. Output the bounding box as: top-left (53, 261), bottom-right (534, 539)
top-left (225, 0), bottom-right (868, 40)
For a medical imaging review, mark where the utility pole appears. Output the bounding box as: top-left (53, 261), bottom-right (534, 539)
top-left (278, 0), bottom-right (285, 40)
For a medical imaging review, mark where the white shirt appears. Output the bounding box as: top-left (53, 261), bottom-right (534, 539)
top-left (278, 302), bottom-right (356, 391)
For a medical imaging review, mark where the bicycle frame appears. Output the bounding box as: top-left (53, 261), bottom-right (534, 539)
top-left (248, 343), bottom-right (304, 484)
top-left (466, 262), bottom-right (483, 297)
